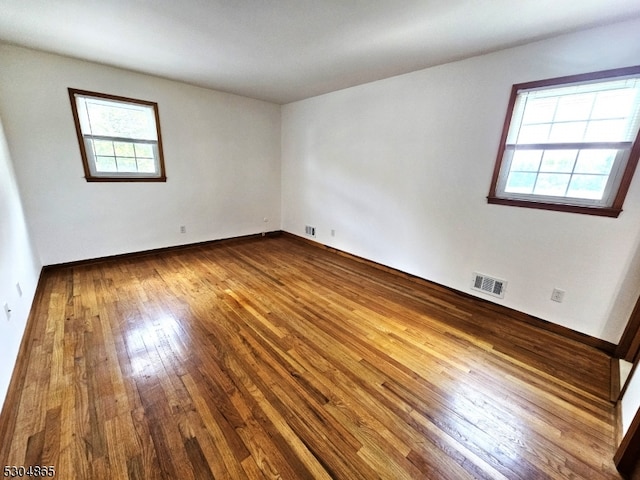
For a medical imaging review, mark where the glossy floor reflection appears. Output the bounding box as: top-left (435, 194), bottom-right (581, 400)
top-left (0, 235), bottom-right (622, 479)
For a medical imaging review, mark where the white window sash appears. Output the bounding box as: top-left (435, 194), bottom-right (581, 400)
top-left (83, 135), bottom-right (161, 178)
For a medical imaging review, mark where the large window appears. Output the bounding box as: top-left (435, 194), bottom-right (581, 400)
top-left (488, 66), bottom-right (640, 217)
top-left (69, 89), bottom-right (166, 182)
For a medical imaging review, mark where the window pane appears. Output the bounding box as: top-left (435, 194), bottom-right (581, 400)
top-left (114, 141), bottom-right (135, 157)
top-left (95, 156), bottom-right (117, 172)
top-left (567, 174), bottom-right (608, 200)
top-left (521, 97), bottom-right (556, 124)
top-left (591, 88), bottom-right (636, 119)
top-left (134, 143), bottom-right (154, 158)
top-left (116, 157), bottom-right (138, 173)
top-left (84, 100), bottom-right (157, 140)
top-left (505, 172), bottom-right (536, 194)
top-left (584, 119), bottom-right (628, 142)
top-left (548, 121), bottom-right (587, 142)
top-left (137, 158), bottom-right (156, 173)
top-left (533, 173), bottom-right (570, 196)
top-left (511, 150), bottom-right (542, 171)
top-left (517, 124), bottom-right (550, 143)
top-left (93, 139), bottom-right (114, 156)
top-left (540, 150), bottom-right (577, 173)
top-left (554, 93), bottom-right (594, 122)
top-left (574, 150), bottom-right (615, 174)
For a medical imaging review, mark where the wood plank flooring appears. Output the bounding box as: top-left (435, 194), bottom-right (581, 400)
top-left (0, 234), bottom-right (623, 479)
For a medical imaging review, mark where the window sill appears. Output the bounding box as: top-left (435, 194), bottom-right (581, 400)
top-left (487, 196), bottom-right (621, 218)
top-left (85, 176), bottom-right (167, 183)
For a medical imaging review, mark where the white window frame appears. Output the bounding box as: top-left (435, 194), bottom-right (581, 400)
top-left (488, 66), bottom-right (640, 217)
top-left (68, 89), bottom-right (167, 182)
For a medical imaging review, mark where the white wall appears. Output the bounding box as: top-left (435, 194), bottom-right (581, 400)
top-left (0, 112), bottom-right (41, 408)
top-left (0, 44), bottom-right (282, 265)
top-left (282, 18), bottom-right (640, 344)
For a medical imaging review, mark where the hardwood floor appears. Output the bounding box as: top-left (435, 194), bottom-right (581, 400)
top-left (0, 234), bottom-right (623, 479)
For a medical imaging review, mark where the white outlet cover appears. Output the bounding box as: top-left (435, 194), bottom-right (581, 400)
top-left (551, 289), bottom-right (565, 303)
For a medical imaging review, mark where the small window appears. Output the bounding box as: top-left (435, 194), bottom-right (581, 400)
top-left (488, 66), bottom-right (640, 217)
top-left (68, 89), bottom-right (166, 182)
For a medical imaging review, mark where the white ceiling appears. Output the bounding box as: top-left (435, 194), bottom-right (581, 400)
top-left (1, 0), bottom-right (640, 104)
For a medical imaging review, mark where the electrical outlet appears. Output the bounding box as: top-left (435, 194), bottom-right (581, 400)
top-left (4, 303), bottom-right (11, 321)
top-left (551, 288), bottom-right (565, 303)
top-left (180, 225), bottom-right (186, 234)
top-left (331, 229), bottom-right (335, 237)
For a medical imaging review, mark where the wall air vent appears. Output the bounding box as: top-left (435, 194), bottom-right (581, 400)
top-left (305, 225), bottom-right (316, 237)
top-left (472, 272), bottom-right (507, 299)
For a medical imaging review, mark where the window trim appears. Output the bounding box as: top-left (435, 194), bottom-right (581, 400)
top-left (487, 65), bottom-right (640, 218)
top-left (68, 88), bottom-right (167, 182)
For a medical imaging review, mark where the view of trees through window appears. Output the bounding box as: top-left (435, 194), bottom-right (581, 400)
top-left (489, 67), bottom-right (640, 216)
top-left (504, 81), bottom-right (639, 201)
top-left (69, 89), bottom-right (166, 181)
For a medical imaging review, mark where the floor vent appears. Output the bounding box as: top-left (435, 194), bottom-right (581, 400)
top-left (305, 225), bottom-right (316, 237)
top-left (472, 272), bottom-right (506, 298)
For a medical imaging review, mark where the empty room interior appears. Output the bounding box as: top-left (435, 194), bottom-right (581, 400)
top-left (3, 1), bottom-right (640, 478)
